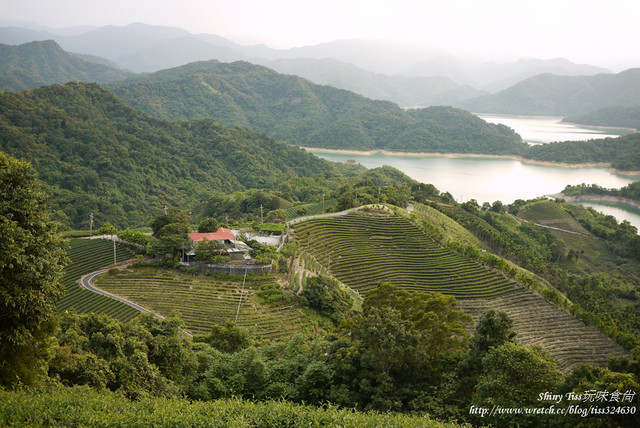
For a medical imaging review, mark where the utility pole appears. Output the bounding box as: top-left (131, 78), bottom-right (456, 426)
top-left (260, 204), bottom-right (264, 223)
top-left (113, 236), bottom-right (117, 267)
top-left (322, 193), bottom-right (325, 214)
top-left (89, 213), bottom-right (94, 238)
top-left (164, 204), bottom-right (167, 215)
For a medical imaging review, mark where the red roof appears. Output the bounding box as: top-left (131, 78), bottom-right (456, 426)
top-left (189, 228), bottom-right (235, 242)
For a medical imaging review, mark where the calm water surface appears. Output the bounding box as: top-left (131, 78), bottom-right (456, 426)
top-left (313, 114), bottom-right (639, 229)
top-left (476, 114), bottom-right (628, 144)
top-left (314, 151), bottom-right (636, 204)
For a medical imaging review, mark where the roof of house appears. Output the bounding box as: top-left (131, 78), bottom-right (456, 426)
top-left (188, 228), bottom-right (235, 242)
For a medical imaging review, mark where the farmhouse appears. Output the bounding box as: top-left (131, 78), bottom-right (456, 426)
top-left (188, 227), bottom-right (236, 246)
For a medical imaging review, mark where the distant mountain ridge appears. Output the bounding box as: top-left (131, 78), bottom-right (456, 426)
top-left (0, 40), bottom-right (133, 90)
top-left (458, 69), bottom-right (640, 116)
top-left (0, 22), bottom-right (612, 93)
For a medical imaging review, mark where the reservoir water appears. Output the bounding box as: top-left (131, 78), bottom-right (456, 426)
top-left (312, 114), bottom-right (640, 230)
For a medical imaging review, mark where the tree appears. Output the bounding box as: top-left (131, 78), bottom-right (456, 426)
top-left (330, 283), bottom-right (472, 411)
top-left (98, 221), bottom-right (117, 238)
top-left (471, 342), bottom-right (563, 427)
top-left (302, 275), bottom-right (353, 322)
top-left (198, 217), bottom-right (219, 233)
top-left (0, 152), bottom-right (68, 387)
top-left (194, 238), bottom-right (226, 262)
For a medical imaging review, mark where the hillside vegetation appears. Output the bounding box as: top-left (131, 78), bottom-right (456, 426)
top-left (108, 60), bottom-right (526, 154)
top-left (564, 105), bottom-right (640, 131)
top-left (0, 40), bottom-right (131, 90)
top-left (0, 386), bottom-right (462, 428)
top-left (95, 267), bottom-right (306, 339)
top-left (522, 132), bottom-right (640, 171)
top-left (0, 82), bottom-right (341, 228)
top-left (292, 209), bottom-right (628, 371)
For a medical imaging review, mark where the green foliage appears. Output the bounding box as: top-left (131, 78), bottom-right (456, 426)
top-left (0, 386), bottom-right (464, 427)
top-left (471, 342), bottom-right (563, 427)
top-left (98, 221), bottom-right (117, 237)
top-left (193, 238), bottom-right (226, 262)
top-left (524, 132), bottom-right (640, 171)
top-left (329, 283), bottom-right (472, 412)
top-left (118, 228), bottom-right (149, 247)
top-left (108, 60), bottom-right (525, 155)
top-left (256, 283), bottom-right (294, 305)
top-left (255, 222), bottom-right (286, 233)
top-left (301, 275), bottom-right (353, 322)
top-left (0, 40), bottom-right (133, 91)
top-left (0, 82), bottom-right (337, 229)
top-left (197, 217), bottom-right (218, 233)
top-left (195, 321), bottom-right (253, 354)
top-left (0, 152), bottom-right (68, 387)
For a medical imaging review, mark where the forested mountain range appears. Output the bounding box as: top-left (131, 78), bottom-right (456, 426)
top-left (0, 40), bottom-right (133, 90)
top-left (458, 68), bottom-right (640, 116)
top-left (0, 22), bottom-right (610, 91)
top-left (0, 82), bottom-right (352, 228)
top-left (107, 60), bottom-right (525, 154)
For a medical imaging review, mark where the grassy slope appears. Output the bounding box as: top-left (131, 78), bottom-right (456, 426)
top-left (95, 266), bottom-right (307, 339)
top-left (292, 210), bottom-right (628, 371)
top-left (57, 239), bottom-right (139, 322)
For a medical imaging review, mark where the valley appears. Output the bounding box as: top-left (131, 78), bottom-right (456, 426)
top-left (1, 18), bottom-right (640, 428)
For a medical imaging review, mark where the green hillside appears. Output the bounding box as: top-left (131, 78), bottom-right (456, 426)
top-left (459, 68), bottom-right (640, 116)
top-left (108, 60), bottom-right (526, 154)
top-left (0, 40), bottom-right (132, 90)
top-left (95, 266), bottom-right (307, 339)
top-left (522, 132), bottom-right (640, 171)
top-left (564, 105), bottom-right (640, 131)
top-left (292, 209), bottom-right (628, 371)
top-left (0, 82), bottom-right (341, 228)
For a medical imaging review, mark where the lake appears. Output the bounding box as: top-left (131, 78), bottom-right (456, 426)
top-left (476, 114), bottom-right (629, 145)
top-left (311, 114), bottom-right (640, 230)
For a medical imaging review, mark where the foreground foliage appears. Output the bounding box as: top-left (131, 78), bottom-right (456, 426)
top-left (0, 386), bottom-right (465, 428)
top-left (0, 152), bottom-right (68, 387)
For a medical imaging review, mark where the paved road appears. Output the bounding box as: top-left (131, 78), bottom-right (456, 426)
top-left (79, 267), bottom-right (193, 338)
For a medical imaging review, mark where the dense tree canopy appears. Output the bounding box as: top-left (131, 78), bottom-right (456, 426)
top-left (0, 152), bottom-right (68, 387)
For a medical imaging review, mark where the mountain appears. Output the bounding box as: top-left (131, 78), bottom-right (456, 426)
top-left (0, 23), bottom-right (613, 94)
top-left (563, 106), bottom-right (640, 131)
top-left (0, 82), bottom-right (339, 228)
top-left (0, 40), bottom-right (133, 90)
top-left (259, 57), bottom-right (485, 107)
top-left (458, 68), bottom-right (640, 116)
top-left (107, 60), bottom-right (525, 154)
top-left (116, 36), bottom-right (248, 72)
top-left (404, 57), bottom-right (610, 91)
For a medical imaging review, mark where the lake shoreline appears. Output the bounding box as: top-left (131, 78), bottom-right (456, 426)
top-left (301, 147), bottom-right (640, 176)
top-left (550, 193), bottom-right (640, 211)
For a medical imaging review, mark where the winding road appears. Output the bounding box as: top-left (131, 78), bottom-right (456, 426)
top-left (79, 267), bottom-right (193, 338)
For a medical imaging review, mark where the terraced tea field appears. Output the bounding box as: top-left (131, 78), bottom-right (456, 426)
top-left (293, 210), bottom-right (629, 371)
top-left (519, 200), bottom-right (591, 235)
top-left (94, 267), bottom-right (307, 339)
top-left (293, 212), bottom-right (518, 298)
top-left (57, 239), bottom-right (139, 321)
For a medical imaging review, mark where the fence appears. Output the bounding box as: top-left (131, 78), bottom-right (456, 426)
top-left (180, 262), bottom-right (273, 276)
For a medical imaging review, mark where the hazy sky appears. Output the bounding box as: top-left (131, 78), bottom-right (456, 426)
top-left (3, 0), bottom-right (640, 69)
